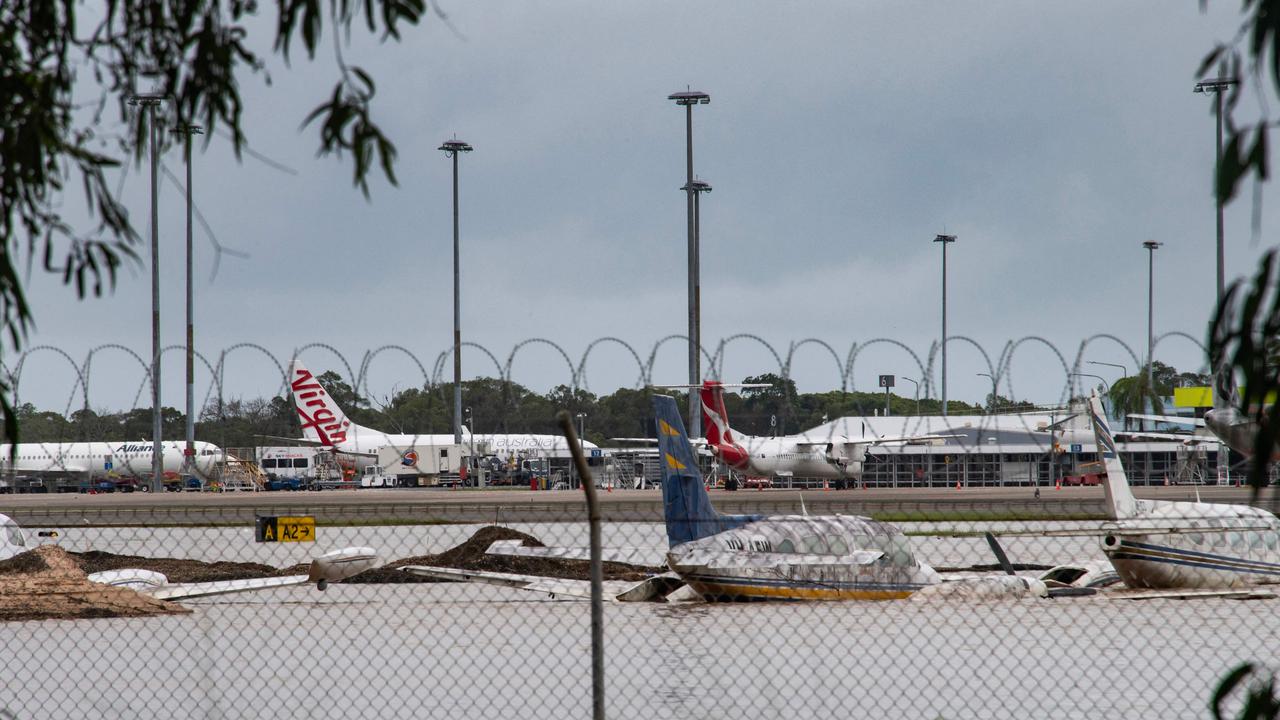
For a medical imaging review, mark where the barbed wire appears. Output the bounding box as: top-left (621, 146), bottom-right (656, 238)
top-left (1, 333), bottom-right (1209, 419)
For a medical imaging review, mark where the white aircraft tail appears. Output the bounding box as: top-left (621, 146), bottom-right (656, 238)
top-left (288, 360), bottom-right (362, 447)
top-left (1087, 391), bottom-right (1139, 519)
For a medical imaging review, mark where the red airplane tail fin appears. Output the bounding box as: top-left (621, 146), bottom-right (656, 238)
top-left (700, 381), bottom-right (735, 446)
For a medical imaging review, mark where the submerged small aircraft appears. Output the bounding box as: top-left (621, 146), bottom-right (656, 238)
top-left (408, 395), bottom-right (1056, 602)
top-left (1, 512), bottom-right (377, 600)
top-left (1086, 391), bottom-right (1280, 589)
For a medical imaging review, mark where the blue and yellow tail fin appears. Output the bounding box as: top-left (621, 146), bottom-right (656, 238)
top-left (653, 394), bottom-right (756, 547)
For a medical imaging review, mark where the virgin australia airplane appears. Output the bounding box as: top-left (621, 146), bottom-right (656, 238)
top-left (287, 360), bottom-right (596, 457)
top-left (1087, 391), bottom-right (1280, 589)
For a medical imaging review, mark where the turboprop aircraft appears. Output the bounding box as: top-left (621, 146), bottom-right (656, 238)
top-left (286, 360), bottom-right (597, 459)
top-left (1086, 391), bottom-right (1280, 589)
top-left (697, 381), bottom-right (952, 481)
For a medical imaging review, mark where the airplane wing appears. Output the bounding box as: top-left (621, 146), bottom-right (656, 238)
top-left (794, 434), bottom-right (957, 447)
top-left (609, 437), bottom-right (708, 447)
top-left (1115, 588), bottom-right (1276, 601)
top-left (674, 549), bottom-right (884, 568)
top-left (87, 547), bottom-right (379, 600)
top-left (486, 540), bottom-right (661, 566)
top-left (993, 524), bottom-right (1279, 538)
top-left (1113, 431), bottom-right (1210, 443)
top-left (1127, 414), bottom-right (1206, 428)
top-left (147, 575), bottom-right (313, 600)
top-left (399, 565), bottom-right (684, 602)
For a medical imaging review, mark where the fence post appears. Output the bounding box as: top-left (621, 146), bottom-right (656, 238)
top-left (558, 411), bottom-right (605, 720)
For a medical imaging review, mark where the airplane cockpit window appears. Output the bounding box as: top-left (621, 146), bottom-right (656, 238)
top-left (827, 536), bottom-right (850, 555)
top-left (800, 536), bottom-right (826, 553)
top-left (776, 539), bottom-right (795, 553)
top-left (4, 523), bottom-right (24, 547)
top-left (749, 538), bottom-right (771, 552)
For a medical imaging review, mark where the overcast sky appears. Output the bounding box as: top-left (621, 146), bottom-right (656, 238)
top-left (16, 2), bottom-right (1279, 418)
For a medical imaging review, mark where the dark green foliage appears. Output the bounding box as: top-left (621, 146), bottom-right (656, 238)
top-left (0, 0), bottom-right (429, 448)
top-left (1213, 663), bottom-right (1280, 720)
top-left (1209, 248), bottom-right (1280, 493)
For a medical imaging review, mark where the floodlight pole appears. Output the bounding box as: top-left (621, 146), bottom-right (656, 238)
top-left (1143, 240), bottom-right (1162, 406)
top-left (934, 234), bottom-right (956, 417)
top-left (174, 124), bottom-right (202, 480)
top-left (440, 138), bottom-right (473, 447)
top-left (901, 376), bottom-right (920, 416)
top-left (669, 89), bottom-right (710, 440)
top-left (977, 372), bottom-right (996, 413)
top-left (1194, 78), bottom-right (1238, 302)
top-left (131, 95), bottom-right (164, 492)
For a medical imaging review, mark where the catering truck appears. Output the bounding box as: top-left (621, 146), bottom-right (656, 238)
top-left (360, 443), bottom-right (465, 488)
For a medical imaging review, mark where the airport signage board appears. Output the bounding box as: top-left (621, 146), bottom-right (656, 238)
top-left (878, 375), bottom-right (895, 388)
top-left (255, 515), bottom-right (316, 543)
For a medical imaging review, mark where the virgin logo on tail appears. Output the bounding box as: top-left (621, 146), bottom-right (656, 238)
top-left (291, 365), bottom-right (350, 446)
top-left (700, 381), bottom-right (749, 470)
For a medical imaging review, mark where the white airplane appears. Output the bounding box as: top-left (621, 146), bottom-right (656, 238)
top-left (1, 512), bottom-right (377, 599)
top-left (697, 381), bottom-right (951, 481)
top-left (1128, 379), bottom-right (1280, 462)
top-left (407, 394), bottom-right (1053, 602)
top-left (1086, 390), bottom-right (1280, 589)
top-left (0, 439), bottom-right (225, 488)
top-left (287, 360), bottom-right (598, 459)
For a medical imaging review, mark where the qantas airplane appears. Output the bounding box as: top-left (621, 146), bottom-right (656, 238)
top-left (698, 381), bottom-right (952, 481)
top-left (0, 440), bottom-right (224, 487)
top-left (287, 360), bottom-right (598, 457)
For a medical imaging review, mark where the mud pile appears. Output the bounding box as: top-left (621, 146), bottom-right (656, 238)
top-left (0, 546), bottom-right (187, 622)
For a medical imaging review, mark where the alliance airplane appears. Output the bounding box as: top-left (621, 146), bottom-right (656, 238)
top-left (698, 381), bottom-right (951, 481)
top-left (0, 440), bottom-right (224, 485)
top-left (1086, 391), bottom-right (1280, 589)
top-left (287, 360), bottom-right (598, 458)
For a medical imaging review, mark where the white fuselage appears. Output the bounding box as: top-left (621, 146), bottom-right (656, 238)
top-left (729, 434), bottom-right (868, 479)
top-left (0, 441), bottom-right (223, 483)
top-left (666, 515), bottom-right (939, 600)
top-left (327, 425), bottom-right (596, 459)
top-left (1102, 500), bottom-right (1280, 589)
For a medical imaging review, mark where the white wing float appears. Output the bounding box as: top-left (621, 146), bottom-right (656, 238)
top-left (88, 547), bottom-right (379, 601)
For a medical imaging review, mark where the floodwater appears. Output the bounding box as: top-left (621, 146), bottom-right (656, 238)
top-left (1, 523), bottom-right (1275, 719)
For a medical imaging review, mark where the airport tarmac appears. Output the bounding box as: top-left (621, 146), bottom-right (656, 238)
top-left (2, 484), bottom-right (1275, 525)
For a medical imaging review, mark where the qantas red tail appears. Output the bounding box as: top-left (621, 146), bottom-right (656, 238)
top-left (700, 381), bottom-right (735, 446)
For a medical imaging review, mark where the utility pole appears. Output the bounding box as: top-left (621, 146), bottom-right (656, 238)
top-left (1143, 240), bottom-right (1162, 409)
top-left (669, 89), bottom-right (710, 439)
top-left (1194, 77), bottom-right (1238, 302)
top-left (934, 234), bottom-right (956, 417)
top-left (131, 94), bottom-right (164, 493)
top-left (439, 138), bottom-right (473, 447)
top-left (174, 124), bottom-right (202, 481)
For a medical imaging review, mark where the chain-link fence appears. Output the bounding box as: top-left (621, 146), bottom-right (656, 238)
top-left (3, 335), bottom-right (1276, 718)
top-left (2, 492), bottom-right (1279, 719)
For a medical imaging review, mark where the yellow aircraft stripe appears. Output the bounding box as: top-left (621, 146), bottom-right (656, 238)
top-left (665, 453), bottom-right (686, 471)
top-left (659, 419), bottom-right (680, 437)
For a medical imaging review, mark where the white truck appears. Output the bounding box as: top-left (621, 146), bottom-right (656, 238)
top-left (361, 443), bottom-right (465, 488)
